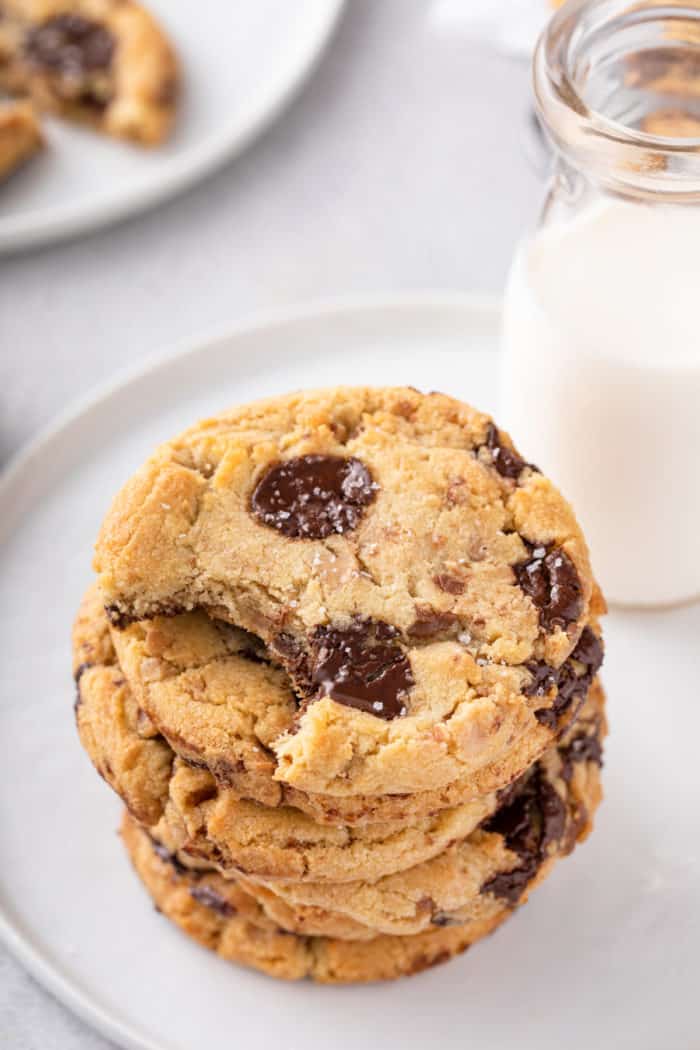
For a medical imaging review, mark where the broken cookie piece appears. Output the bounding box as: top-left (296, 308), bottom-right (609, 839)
top-left (0, 0), bottom-right (179, 144)
top-left (0, 97), bottom-right (42, 178)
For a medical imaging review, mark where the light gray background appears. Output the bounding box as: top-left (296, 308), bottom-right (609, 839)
top-left (0, 2), bottom-right (540, 1046)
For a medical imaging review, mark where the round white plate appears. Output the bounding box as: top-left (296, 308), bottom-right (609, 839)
top-left (0, 0), bottom-right (344, 252)
top-left (0, 295), bottom-right (697, 1050)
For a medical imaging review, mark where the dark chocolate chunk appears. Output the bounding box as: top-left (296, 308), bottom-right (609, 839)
top-left (309, 619), bottom-right (413, 719)
top-left (189, 885), bottom-right (236, 917)
top-left (480, 768), bottom-right (566, 905)
top-left (523, 661), bottom-right (558, 699)
top-left (560, 728), bottom-right (603, 782)
top-left (514, 543), bottom-right (583, 631)
top-left (251, 455), bottom-right (377, 539)
top-left (482, 423), bottom-right (533, 479)
top-left (529, 626), bottom-right (604, 731)
top-left (25, 14), bottom-right (115, 75)
top-left (569, 624), bottom-right (604, 674)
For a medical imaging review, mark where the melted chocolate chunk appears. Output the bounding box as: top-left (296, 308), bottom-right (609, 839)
top-left (528, 626), bottom-right (604, 731)
top-left (514, 543), bottom-right (583, 631)
top-left (560, 728), bottom-right (603, 782)
top-left (25, 14), bottom-right (115, 75)
top-left (479, 865), bottom-right (534, 905)
top-left (189, 885), bottom-right (236, 917)
top-left (480, 768), bottom-right (566, 905)
top-left (251, 455), bottom-right (377, 539)
top-left (523, 662), bottom-right (558, 699)
top-left (483, 423), bottom-right (533, 479)
top-left (309, 619), bottom-right (413, 719)
top-left (568, 624), bottom-right (604, 672)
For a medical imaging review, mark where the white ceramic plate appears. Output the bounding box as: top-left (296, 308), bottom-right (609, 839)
top-left (0, 295), bottom-right (697, 1050)
top-left (0, 0), bottom-right (344, 252)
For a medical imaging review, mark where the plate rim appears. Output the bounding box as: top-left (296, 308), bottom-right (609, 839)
top-left (0, 289), bottom-right (500, 1050)
top-left (0, 0), bottom-right (346, 254)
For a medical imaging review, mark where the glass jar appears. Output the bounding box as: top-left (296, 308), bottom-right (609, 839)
top-left (501, 0), bottom-right (700, 607)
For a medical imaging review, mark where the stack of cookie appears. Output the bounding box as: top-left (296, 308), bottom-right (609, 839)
top-left (73, 387), bottom-right (606, 984)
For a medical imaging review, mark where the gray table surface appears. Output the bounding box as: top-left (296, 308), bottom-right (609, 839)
top-left (0, 2), bottom-right (540, 1046)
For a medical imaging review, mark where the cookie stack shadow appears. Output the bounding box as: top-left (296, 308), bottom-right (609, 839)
top-left (72, 387), bottom-right (607, 984)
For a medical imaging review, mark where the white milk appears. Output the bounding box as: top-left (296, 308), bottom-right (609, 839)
top-left (501, 199), bottom-right (700, 606)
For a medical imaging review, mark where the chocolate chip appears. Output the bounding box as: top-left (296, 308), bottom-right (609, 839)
top-left (25, 15), bottom-right (115, 75)
top-left (408, 606), bottom-right (459, 638)
top-left (514, 543), bottom-right (583, 631)
top-left (189, 885), bottom-right (236, 917)
top-left (309, 619), bottom-right (413, 719)
top-left (480, 768), bottom-right (566, 905)
top-left (433, 573), bottom-right (465, 595)
top-left (482, 423), bottom-right (535, 479)
top-left (251, 455), bottom-right (377, 539)
top-left (528, 626), bottom-right (604, 731)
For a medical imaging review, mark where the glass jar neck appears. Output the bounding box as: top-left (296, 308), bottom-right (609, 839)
top-left (535, 0), bottom-right (700, 201)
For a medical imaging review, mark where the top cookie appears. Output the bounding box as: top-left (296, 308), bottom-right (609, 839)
top-left (95, 386), bottom-right (601, 797)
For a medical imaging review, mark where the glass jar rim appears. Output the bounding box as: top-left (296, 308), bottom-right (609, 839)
top-left (535, 0), bottom-right (700, 200)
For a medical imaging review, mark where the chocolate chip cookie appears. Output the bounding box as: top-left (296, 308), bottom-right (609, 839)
top-left (0, 98), bottom-right (42, 178)
top-left (95, 387), bottom-right (602, 799)
top-left (0, 0), bottom-right (178, 143)
top-left (121, 812), bottom-right (512, 983)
